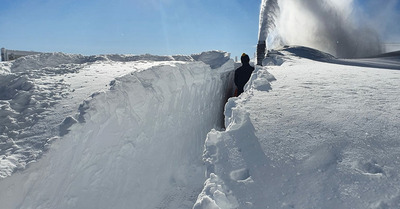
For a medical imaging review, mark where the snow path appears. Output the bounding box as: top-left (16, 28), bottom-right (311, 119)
top-left (196, 50), bottom-right (400, 208)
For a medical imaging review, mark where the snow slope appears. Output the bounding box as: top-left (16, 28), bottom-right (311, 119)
top-left (1, 47), bottom-right (400, 209)
top-left (0, 51), bottom-right (235, 208)
top-left (195, 47), bottom-right (400, 209)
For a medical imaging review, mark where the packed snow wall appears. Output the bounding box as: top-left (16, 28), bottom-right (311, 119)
top-left (0, 51), bottom-right (235, 209)
top-left (194, 47), bottom-right (400, 209)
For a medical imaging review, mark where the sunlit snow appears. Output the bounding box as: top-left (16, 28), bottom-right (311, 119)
top-left (1, 47), bottom-right (400, 209)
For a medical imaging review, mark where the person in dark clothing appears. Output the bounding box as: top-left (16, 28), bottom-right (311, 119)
top-left (234, 53), bottom-right (254, 96)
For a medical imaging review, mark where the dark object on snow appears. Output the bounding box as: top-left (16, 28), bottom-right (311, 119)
top-left (1, 48), bottom-right (42, 61)
top-left (256, 40), bottom-right (266, 66)
top-left (234, 53), bottom-right (254, 96)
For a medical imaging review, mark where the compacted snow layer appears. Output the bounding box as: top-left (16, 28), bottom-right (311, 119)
top-left (1, 47), bottom-right (400, 209)
top-left (0, 51), bottom-right (232, 178)
top-left (0, 51), bottom-right (235, 208)
top-left (194, 48), bottom-right (400, 209)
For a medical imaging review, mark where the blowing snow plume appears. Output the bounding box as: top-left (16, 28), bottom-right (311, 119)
top-left (271, 0), bottom-right (383, 58)
top-left (257, 0), bottom-right (279, 65)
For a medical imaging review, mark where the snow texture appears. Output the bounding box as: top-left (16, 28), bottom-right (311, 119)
top-left (0, 51), bottom-right (235, 209)
top-left (1, 47), bottom-right (400, 209)
top-left (0, 51), bottom-right (233, 179)
top-left (195, 47), bottom-right (400, 209)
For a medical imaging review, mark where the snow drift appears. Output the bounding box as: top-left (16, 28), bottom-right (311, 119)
top-left (1, 46), bottom-right (400, 209)
top-left (0, 51), bottom-right (235, 209)
top-left (194, 47), bottom-right (400, 209)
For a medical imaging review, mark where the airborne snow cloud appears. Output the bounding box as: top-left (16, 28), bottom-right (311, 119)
top-left (273, 0), bottom-right (390, 58)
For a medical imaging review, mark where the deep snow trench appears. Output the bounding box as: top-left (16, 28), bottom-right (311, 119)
top-left (3, 47), bottom-right (400, 209)
top-left (0, 51), bottom-right (235, 209)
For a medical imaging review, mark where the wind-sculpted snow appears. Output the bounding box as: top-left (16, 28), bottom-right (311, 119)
top-left (0, 51), bottom-right (235, 209)
top-left (9, 52), bottom-right (197, 73)
top-left (0, 51), bottom-right (233, 179)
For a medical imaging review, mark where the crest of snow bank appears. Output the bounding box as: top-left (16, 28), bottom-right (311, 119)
top-left (191, 51), bottom-right (231, 69)
top-left (7, 50), bottom-right (229, 73)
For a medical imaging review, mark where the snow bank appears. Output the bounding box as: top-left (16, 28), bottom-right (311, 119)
top-left (195, 47), bottom-right (400, 209)
top-left (0, 51), bottom-right (234, 179)
top-left (194, 63), bottom-right (277, 209)
top-left (2, 46), bottom-right (399, 208)
top-left (0, 51), bottom-right (235, 208)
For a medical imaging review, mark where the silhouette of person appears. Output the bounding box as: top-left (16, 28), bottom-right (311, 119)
top-left (234, 53), bottom-right (254, 96)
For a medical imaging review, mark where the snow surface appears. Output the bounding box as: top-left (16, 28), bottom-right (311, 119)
top-left (195, 47), bottom-right (400, 209)
top-left (1, 47), bottom-right (400, 209)
top-left (0, 51), bottom-right (235, 208)
top-left (0, 51), bottom-right (232, 179)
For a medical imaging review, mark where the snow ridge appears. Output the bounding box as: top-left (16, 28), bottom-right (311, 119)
top-left (195, 48), bottom-right (400, 209)
top-left (0, 51), bottom-right (232, 179)
top-left (0, 51), bottom-right (235, 209)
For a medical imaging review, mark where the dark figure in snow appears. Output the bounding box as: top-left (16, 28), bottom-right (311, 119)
top-left (234, 53), bottom-right (254, 96)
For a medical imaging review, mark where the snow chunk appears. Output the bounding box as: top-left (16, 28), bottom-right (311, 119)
top-left (262, 50), bottom-right (285, 66)
top-left (245, 66), bottom-right (276, 92)
top-left (193, 174), bottom-right (239, 209)
top-left (191, 51), bottom-right (231, 69)
top-left (59, 116), bottom-right (78, 136)
top-left (199, 108), bottom-right (271, 208)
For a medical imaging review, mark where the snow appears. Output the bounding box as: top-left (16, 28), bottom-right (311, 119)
top-left (195, 47), bottom-right (400, 209)
top-left (0, 50), bottom-right (235, 208)
top-left (0, 51), bottom-right (233, 179)
top-left (1, 46), bottom-right (400, 209)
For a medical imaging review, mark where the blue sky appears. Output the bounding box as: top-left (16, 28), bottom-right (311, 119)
top-left (0, 0), bottom-right (261, 57)
top-left (0, 0), bottom-right (399, 58)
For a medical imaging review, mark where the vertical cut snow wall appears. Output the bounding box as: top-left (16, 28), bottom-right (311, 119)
top-left (0, 53), bottom-right (235, 209)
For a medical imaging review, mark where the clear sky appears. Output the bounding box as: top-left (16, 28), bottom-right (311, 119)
top-left (0, 0), bottom-right (399, 58)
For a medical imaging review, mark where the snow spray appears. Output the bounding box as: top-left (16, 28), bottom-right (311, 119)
top-left (257, 0), bottom-right (279, 65)
top-left (276, 0), bottom-right (383, 58)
